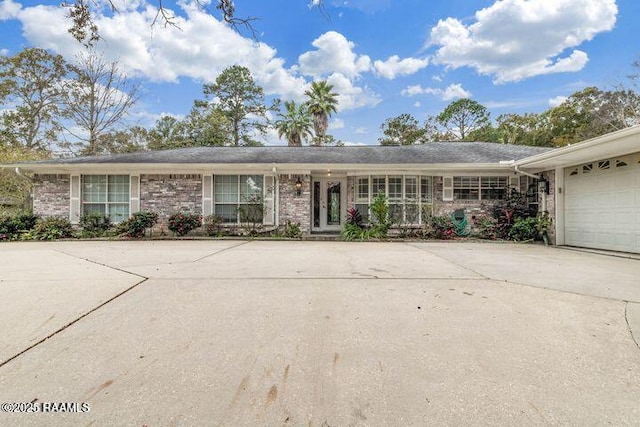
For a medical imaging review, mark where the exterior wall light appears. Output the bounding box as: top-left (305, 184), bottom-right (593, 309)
top-left (295, 176), bottom-right (303, 197)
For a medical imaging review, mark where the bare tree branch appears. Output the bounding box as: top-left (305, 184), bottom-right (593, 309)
top-left (61, 1), bottom-right (326, 45)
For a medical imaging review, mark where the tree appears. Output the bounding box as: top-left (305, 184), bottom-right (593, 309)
top-left (59, 51), bottom-right (140, 155)
top-left (0, 145), bottom-right (50, 214)
top-left (378, 114), bottom-right (428, 145)
top-left (63, 1), bottom-right (325, 46)
top-left (0, 48), bottom-right (70, 151)
top-left (200, 65), bottom-right (272, 147)
top-left (305, 80), bottom-right (339, 146)
top-left (146, 115), bottom-right (185, 150)
top-left (495, 113), bottom-right (553, 147)
top-left (180, 106), bottom-right (233, 147)
top-left (274, 101), bottom-right (313, 146)
top-left (89, 126), bottom-right (149, 155)
top-left (436, 98), bottom-right (490, 141)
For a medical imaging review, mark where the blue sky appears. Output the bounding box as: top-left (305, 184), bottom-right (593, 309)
top-left (1, 0), bottom-right (638, 145)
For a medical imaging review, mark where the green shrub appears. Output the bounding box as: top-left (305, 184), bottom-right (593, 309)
top-left (0, 213), bottom-right (39, 241)
top-left (508, 217), bottom-right (538, 241)
top-left (427, 215), bottom-right (454, 239)
top-left (116, 211), bottom-right (158, 238)
top-left (0, 216), bottom-right (18, 241)
top-left (30, 217), bottom-right (74, 240)
top-left (369, 192), bottom-right (390, 236)
top-left (474, 215), bottom-right (498, 239)
top-left (536, 212), bottom-right (553, 245)
top-left (80, 211), bottom-right (112, 237)
top-left (282, 220), bottom-right (302, 239)
top-left (490, 188), bottom-right (530, 239)
top-left (168, 212), bottom-right (202, 236)
top-left (203, 214), bottom-right (224, 236)
top-left (341, 221), bottom-right (364, 241)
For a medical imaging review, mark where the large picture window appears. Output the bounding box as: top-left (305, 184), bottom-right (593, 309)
top-left (81, 175), bottom-right (130, 222)
top-left (214, 175), bottom-right (264, 223)
top-left (355, 175), bottom-right (433, 224)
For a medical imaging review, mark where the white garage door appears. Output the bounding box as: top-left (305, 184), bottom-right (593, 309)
top-left (564, 154), bottom-right (640, 254)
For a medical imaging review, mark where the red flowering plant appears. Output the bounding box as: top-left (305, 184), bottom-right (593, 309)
top-left (168, 212), bottom-right (202, 237)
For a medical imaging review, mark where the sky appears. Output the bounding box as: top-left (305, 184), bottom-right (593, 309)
top-left (0, 0), bottom-right (639, 146)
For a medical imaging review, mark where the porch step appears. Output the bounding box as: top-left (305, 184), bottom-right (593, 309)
top-left (302, 233), bottom-right (342, 241)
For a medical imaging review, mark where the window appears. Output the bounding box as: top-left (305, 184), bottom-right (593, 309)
top-left (355, 177), bottom-right (369, 222)
top-left (214, 175), bottom-right (264, 223)
top-left (372, 176), bottom-right (386, 196)
top-left (480, 177), bottom-right (507, 200)
top-left (81, 175), bottom-right (130, 222)
top-left (453, 177), bottom-right (479, 200)
top-left (355, 175), bottom-right (433, 224)
top-left (453, 176), bottom-right (507, 201)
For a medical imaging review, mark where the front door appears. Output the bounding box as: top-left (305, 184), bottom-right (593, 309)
top-left (312, 178), bottom-right (346, 232)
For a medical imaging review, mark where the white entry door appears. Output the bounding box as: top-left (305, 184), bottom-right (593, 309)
top-left (312, 178), bottom-right (346, 232)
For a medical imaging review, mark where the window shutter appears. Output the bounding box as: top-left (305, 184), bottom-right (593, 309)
top-left (202, 175), bottom-right (213, 216)
top-left (442, 176), bottom-right (453, 201)
top-left (130, 175), bottom-right (140, 214)
top-left (509, 175), bottom-right (520, 191)
top-left (263, 175), bottom-right (275, 225)
top-left (70, 175), bottom-right (81, 224)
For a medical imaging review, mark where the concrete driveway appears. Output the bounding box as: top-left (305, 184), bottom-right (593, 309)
top-left (0, 241), bottom-right (638, 426)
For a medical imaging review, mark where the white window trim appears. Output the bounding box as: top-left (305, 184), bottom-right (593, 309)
top-left (211, 174), bottom-right (276, 225)
top-left (452, 175), bottom-right (511, 201)
top-left (80, 174), bottom-right (131, 222)
top-left (355, 175), bottom-right (433, 225)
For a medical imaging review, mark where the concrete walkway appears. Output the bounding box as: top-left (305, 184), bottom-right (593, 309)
top-left (0, 241), bottom-right (638, 426)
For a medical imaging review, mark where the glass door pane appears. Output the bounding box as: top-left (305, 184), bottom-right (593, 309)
top-left (326, 181), bottom-right (341, 226)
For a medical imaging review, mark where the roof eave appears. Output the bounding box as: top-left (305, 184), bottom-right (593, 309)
top-left (5, 162), bottom-right (519, 174)
top-left (515, 125), bottom-right (640, 170)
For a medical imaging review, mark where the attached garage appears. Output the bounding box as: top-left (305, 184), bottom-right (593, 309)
top-left (564, 154), bottom-right (640, 253)
top-left (515, 126), bottom-right (640, 255)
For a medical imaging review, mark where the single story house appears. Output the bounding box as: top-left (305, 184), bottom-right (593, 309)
top-left (3, 125), bottom-right (640, 254)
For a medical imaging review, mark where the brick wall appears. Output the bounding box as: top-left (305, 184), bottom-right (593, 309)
top-left (32, 174), bottom-right (70, 218)
top-left (140, 174), bottom-right (202, 229)
top-left (278, 175), bottom-right (311, 233)
top-left (432, 176), bottom-right (496, 220)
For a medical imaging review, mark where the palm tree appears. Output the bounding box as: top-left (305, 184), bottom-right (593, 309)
top-left (304, 80), bottom-right (339, 146)
top-left (274, 101), bottom-right (314, 147)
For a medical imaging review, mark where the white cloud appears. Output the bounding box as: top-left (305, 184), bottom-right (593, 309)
top-left (413, 101), bottom-right (421, 108)
top-left (326, 72), bottom-right (381, 111)
top-left (401, 83), bottom-right (471, 101)
top-left (298, 31), bottom-right (371, 78)
top-left (0, 0), bottom-right (21, 19)
top-left (549, 95), bottom-right (568, 107)
top-left (373, 55), bottom-right (429, 79)
top-left (329, 118), bottom-right (345, 130)
top-left (429, 0), bottom-right (617, 83)
top-left (0, 48), bottom-right (9, 56)
top-left (4, 1), bottom-right (308, 100)
top-left (355, 127), bottom-right (367, 134)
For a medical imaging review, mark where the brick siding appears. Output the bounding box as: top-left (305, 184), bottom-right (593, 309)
top-left (140, 174), bottom-right (202, 230)
top-left (278, 174), bottom-right (311, 233)
top-left (32, 174), bottom-right (70, 218)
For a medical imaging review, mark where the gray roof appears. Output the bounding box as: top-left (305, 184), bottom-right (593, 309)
top-left (22, 142), bottom-right (553, 165)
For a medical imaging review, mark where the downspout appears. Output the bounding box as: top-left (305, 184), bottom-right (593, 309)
top-left (513, 164), bottom-right (540, 180)
top-left (15, 167), bottom-right (33, 181)
top-left (14, 167), bottom-right (34, 212)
